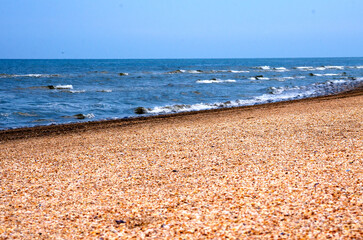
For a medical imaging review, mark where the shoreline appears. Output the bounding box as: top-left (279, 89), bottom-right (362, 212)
top-left (1, 85), bottom-right (362, 142)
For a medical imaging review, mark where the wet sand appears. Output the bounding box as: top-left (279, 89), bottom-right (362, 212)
top-left (0, 88), bottom-right (362, 239)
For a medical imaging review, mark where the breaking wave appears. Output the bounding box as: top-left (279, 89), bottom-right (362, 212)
top-left (136, 77), bottom-right (363, 115)
top-left (196, 79), bottom-right (237, 84)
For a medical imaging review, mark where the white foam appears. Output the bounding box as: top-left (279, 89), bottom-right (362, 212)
top-left (295, 66), bottom-right (314, 71)
top-left (315, 67), bottom-right (326, 71)
top-left (250, 77), bottom-right (270, 80)
top-left (10, 74), bottom-right (60, 78)
top-left (257, 66), bottom-right (271, 70)
top-left (68, 90), bottom-right (85, 93)
top-left (148, 103), bottom-right (216, 114)
top-left (85, 113), bottom-right (95, 119)
top-left (187, 70), bottom-right (202, 74)
top-left (25, 74), bottom-right (43, 77)
top-left (55, 85), bottom-right (73, 89)
top-left (273, 67), bottom-right (288, 72)
top-left (330, 80), bottom-right (347, 84)
top-left (196, 79), bottom-right (236, 84)
top-left (229, 70), bottom-right (249, 73)
top-left (324, 66), bottom-right (344, 70)
top-left (313, 73), bottom-right (339, 77)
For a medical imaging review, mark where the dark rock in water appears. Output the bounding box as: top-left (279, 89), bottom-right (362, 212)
top-left (47, 85), bottom-right (55, 89)
top-left (118, 72), bottom-right (128, 76)
top-left (196, 70), bottom-right (203, 73)
top-left (342, 72), bottom-right (347, 76)
top-left (255, 75), bottom-right (264, 78)
top-left (134, 107), bottom-right (147, 114)
top-left (211, 78), bottom-right (217, 80)
top-left (309, 73), bottom-right (315, 76)
top-left (74, 114), bottom-right (86, 119)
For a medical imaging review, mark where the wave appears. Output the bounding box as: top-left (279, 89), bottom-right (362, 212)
top-left (273, 67), bottom-right (288, 72)
top-left (310, 73), bottom-right (340, 77)
top-left (135, 77), bottom-right (363, 116)
top-left (228, 70), bottom-right (249, 73)
top-left (0, 73), bottom-right (60, 78)
top-left (64, 89), bottom-right (85, 93)
top-left (196, 79), bottom-right (237, 84)
top-left (249, 75), bottom-right (270, 80)
top-left (293, 65), bottom-right (344, 71)
top-left (294, 66), bottom-right (328, 71)
top-left (295, 66), bottom-right (315, 71)
top-left (324, 66), bottom-right (344, 70)
top-left (273, 77), bottom-right (296, 81)
top-left (256, 66), bottom-right (271, 70)
top-left (27, 85), bottom-right (74, 90)
top-left (166, 69), bottom-right (203, 74)
top-left (53, 85), bottom-right (73, 89)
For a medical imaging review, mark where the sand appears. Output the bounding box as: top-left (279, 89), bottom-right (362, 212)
top-left (0, 89), bottom-right (362, 239)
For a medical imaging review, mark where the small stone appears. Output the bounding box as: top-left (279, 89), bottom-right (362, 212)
top-left (115, 219), bottom-right (126, 224)
top-left (74, 114), bottom-right (86, 119)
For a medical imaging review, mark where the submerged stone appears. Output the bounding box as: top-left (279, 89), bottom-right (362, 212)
top-left (74, 114), bottom-right (86, 119)
top-left (134, 107), bottom-right (147, 114)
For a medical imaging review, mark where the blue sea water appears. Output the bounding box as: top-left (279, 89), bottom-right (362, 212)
top-left (0, 58), bottom-right (362, 130)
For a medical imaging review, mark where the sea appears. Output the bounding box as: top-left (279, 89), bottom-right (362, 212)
top-left (0, 58), bottom-right (362, 130)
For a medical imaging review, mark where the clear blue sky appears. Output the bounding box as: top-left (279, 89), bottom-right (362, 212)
top-left (1, 0), bottom-right (362, 59)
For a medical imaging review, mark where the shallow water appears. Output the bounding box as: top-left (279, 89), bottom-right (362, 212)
top-left (0, 58), bottom-right (362, 129)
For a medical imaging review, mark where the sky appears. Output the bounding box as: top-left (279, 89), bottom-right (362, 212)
top-left (0, 0), bottom-right (362, 59)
